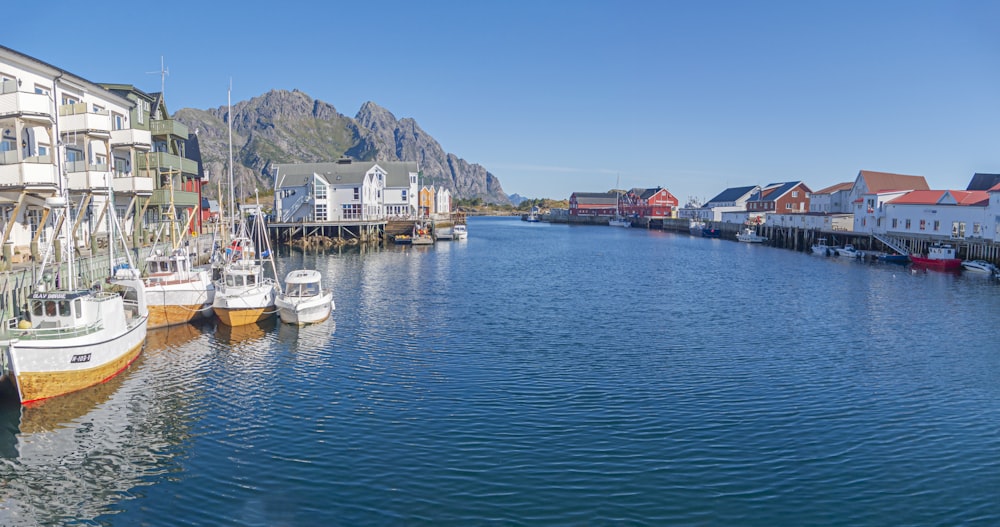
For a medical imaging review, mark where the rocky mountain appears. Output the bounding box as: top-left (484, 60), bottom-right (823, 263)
top-left (173, 89), bottom-right (509, 204)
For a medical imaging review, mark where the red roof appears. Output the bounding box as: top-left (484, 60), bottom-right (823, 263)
top-left (859, 170), bottom-right (930, 193)
top-left (888, 189), bottom-right (989, 206)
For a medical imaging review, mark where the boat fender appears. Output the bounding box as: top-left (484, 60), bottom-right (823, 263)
top-left (17, 319), bottom-right (31, 330)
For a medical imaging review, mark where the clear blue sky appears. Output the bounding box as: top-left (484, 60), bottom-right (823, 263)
top-left (8, 0), bottom-right (1000, 202)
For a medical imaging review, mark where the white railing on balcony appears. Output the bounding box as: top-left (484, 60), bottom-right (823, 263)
top-left (113, 175), bottom-right (154, 195)
top-left (0, 90), bottom-right (55, 120)
top-left (60, 109), bottom-right (111, 136)
top-left (67, 166), bottom-right (111, 190)
top-left (0, 158), bottom-right (58, 187)
top-left (110, 128), bottom-right (152, 149)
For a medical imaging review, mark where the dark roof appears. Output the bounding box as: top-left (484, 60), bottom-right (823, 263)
top-left (749, 181), bottom-right (806, 202)
top-left (635, 187), bottom-right (664, 200)
top-left (706, 185), bottom-right (757, 204)
top-left (185, 133), bottom-right (204, 179)
top-left (966, 173), bottom-right (1000, 191)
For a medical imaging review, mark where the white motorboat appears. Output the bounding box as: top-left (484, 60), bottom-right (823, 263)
top-left (811, 238), bottom-right (834, 256)
top-left (736, 226), bottom-right (767, 243)
top-left (275, 270), bottom-right (334, 326)
top-left (452, 224), bottom-right (468, 240)
top-left (961, 259), bottom-right (998, 274)
top-left (836, 244), bottom-right (865, 258)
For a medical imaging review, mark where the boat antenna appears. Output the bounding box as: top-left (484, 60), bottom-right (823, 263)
top-left (227, 80), bottom-right (236, 239)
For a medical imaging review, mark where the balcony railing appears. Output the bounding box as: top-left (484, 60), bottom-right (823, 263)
top-left (0, 90), bottom-right (55, 121)
top-left (149, 119), bottom-right (189, 139)
top-left (66, 163), bottom-right (111, 190)
top-left (113, 175), bottom-right (154, 196)
top-left (110, 128), bottom-right (152, 149)
top-left (136, 152), bottom-right (198, 176)
top-left (148, 187), bottom-right (199, 208)
top-left (59, 104), bottom-right (111, 137)
top-left (0, 155), bottom-right (58, 188)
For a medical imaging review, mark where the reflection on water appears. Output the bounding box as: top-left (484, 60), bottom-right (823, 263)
top-left (0, 321), bottom-right (213, 525)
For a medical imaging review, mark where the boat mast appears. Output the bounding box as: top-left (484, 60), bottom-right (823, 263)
top-left (228, 82), bottom-right (236, 240)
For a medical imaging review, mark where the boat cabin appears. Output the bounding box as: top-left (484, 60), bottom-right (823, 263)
top-left (925, 244), bottom-right (956, 260)
top-left (23, 290), bottom-right (94, 329)
top-left (283, 270), bottom-right (322, 298)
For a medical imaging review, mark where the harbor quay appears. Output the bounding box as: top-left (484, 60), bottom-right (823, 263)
top-left (544, 214), bottom-right (1000, 265)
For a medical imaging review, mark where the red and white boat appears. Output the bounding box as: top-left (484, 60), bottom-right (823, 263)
top-left (909, 243), bottom-right (962, 271)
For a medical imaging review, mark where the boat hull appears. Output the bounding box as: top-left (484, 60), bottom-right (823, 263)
top-left (147, 302), bottom-right (213, 329)
top-left (910, 257), bottom-right (962, 271)
top-left (276, 294), bottom-right (334, 326)
top-left (5, 319), bottom-right (147, 404)
top-left (214, 306), bottom-right (274, 327)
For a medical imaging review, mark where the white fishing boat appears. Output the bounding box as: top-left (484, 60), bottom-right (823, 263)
top-left (143, 187), bottom-right (214, 329)
top-left (0, 195), bottom-right (148, 404)
top-left (212, 217), bottom-right (279, 327)
top-left (144, 247), bottom-right (214, 329)
top-left (211, 87), bottom-right (280, 327)
top-left (275, 270), bottom-right (334, 325)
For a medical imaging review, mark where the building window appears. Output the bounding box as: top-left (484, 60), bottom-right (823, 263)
top-left (973, 223), bottom-right (982, 236)
top-left (315, 182), bottom-right (327, 200)
top-left (353, 187), bottom-right (359, 200)
top-left (905, 219), bottom-right (911, 230)
top-left (952, 222), bottom-right (966, 238)
top-left (342, 203), bottom-right (361, 219)
top-left (785, 203), bottom-right (792, 210)
top-left (402, 190), bottom-right (407, 201)
top-left (792, 191), bottom-right (799, 198)
top-left (34, 85), bottom-right (50, 96)
top-left (919, 219), bottom-right (926, 231)
top-left (933, 220), bottom-right (940, 231)
top-left (112, 113), bottom-right (126, 130)
top-left (315, 203), bottom-right (327, 221)
top-left (892, 218), bottom-right (898, 229)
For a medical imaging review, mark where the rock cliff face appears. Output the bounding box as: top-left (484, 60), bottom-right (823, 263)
top-left (174, 89), bottom-right (508, 204)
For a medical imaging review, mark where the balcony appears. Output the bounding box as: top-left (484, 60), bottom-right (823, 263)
top-left (136, 152), bottom-right (198, 176)
top-left (150, 119), bottom-right (189, 139)
top-left (110, 128), bottom-right (152, 150)
top-left (66, 161), bottom-right (111, 190)
top-left (0, 152), bottom-right (58, 188)
top-left (113, 175), bottom-right (154, 196)
top-left (148, 187), bottom-right (199, 208)
top-left (0, 88), bottom-right (55, 122)
top-left (59, 104), bottom-right (111, 137)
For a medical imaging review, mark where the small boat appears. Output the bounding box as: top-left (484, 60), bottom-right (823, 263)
top-left (393, 234), bottom-right (412, 245)
top-left (701, 227), bottom-right (721, 238)
top-left (877, 252), bottom-right (910, 264)
top-left (411, 223), bottom-right (434, 245)
top-left (522, 207), bottom-right (541, 222)
top-left (736, 226), bottom-right (767, 243)
top-left (910, 243), bottom-right (962, 272)
top-left (608, 216), bottom-right (631, 228)
top-left (688, 220), bottom-right (706, 236)
top-left (452, 224), bottom-right (468, 240)
top-left (436, 227), bottom-right (454, 240)
top-left (961, 259), bottom-right (998, 274)
top-left (275, 270), bottom-right (334, 326)
top-left (836, 244), bottom-right (865, 258)
top-left (811, 238), bottom-right (833, 256)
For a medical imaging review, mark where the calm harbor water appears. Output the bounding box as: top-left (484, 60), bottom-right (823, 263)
top-left (1, 216), bottom-right (1000, 525)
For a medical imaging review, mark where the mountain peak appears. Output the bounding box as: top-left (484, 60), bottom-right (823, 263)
top-left (175, 90), bottom-right (508, 204)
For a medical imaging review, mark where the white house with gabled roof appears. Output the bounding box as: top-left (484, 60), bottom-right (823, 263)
top-left (274, 158), bottom-right (420, 222)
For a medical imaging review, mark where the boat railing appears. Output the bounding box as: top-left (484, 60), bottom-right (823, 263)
top-left (4, 317), bottom-right (105, 341)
